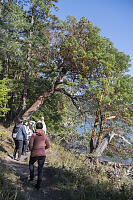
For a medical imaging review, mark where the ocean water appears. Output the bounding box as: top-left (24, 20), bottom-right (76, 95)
top-left (77, 121), bottom-right (133, 139)
top-left (76, 122), bottom-right (133, 165)
top-left (100, 156), bottom-right (133, 165)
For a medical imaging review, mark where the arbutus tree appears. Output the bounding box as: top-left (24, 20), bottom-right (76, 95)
top-left (87, 74), bottom-right (133, 157)
top-left (0, 2), bottom-right (132, 157)
top-left (21, 16), bottom-right (133, 157)
top-left (52, 17), bottom-right (133, 156)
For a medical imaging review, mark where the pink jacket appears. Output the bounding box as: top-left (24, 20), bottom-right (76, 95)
top-left (29, 129), bottom-right (50, 157)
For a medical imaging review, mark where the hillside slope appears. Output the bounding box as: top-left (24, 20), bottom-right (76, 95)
top-left (0, 125), bottom-right (133, 200)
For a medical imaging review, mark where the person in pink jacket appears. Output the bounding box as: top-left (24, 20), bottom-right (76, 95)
top-left (29, 122), bottom-right (50, 190)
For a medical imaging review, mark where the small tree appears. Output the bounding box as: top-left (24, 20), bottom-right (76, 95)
top-left (0, 77), bottom-right (11, 117)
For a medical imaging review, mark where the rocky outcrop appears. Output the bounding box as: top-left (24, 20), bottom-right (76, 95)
top-left (84, 156), bottom-right (133, 180)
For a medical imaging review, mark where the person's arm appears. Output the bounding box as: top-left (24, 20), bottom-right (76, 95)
top-left (44, 123), bottom-right (46, 133)
top-left (42, 122), bottom-right (46, 134)
top-left (22, 125), bottom-right (27, 140)
top-left (12, 125), bottom-right (16, 133)
top-left (45, 136), bottom-right (50, 150)
top-left (29, 134), bottom-right (35, 151)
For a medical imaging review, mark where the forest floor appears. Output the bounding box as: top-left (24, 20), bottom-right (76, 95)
top-left (0, 124), bottom-right (68, 200)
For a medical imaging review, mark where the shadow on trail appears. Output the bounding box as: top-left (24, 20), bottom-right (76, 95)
top-left (6, 137), bottom-right (14, 148)
top-left (0, 155), bottom-right (132, 200)
top-left (0, 157), bottom-right (28, 200)
top-left (0, 156), bottom-right (70, 200)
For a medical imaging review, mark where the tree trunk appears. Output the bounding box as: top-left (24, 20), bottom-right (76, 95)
top-left (90, 93), bottom-right (103, 153)
top-left (90, 109), bottom-right (99, 153)
top-left (96, 111), bottom-right (105, 147)
top-left (21, 62), bottom-right (68, 121)
top-left (22, 7), bottom-right (34, 110)
top-left (22, 50), bottom-right (30, 110)
top-left (92, 131), bottom-right (116, 157)
top-left (22, 90), bottom-right (54, 121)
top-left (6, 56), bottom-right (9, 75)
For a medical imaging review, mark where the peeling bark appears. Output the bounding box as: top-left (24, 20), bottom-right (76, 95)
top-left (96, 111), bottom-right (105, 147)
top-left (22, 90), bottom-right (54, 121)
top-left (21, 67), bottom-right (71, 120)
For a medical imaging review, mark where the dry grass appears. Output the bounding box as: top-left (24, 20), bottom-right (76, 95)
top-left (0, 124), bottom-right (133, 200)
top-left (46, 141), bottom-right (133, 200)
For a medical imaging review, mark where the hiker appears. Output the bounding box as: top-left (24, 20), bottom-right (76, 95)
top-left (12, 118), bottom-right (27, 161)
top-left (29, 122), bottom-right (50, 190)
top-left (29, 120), bottom-right (36, 132)
top-left (38, 116), bottom-right (46, 134)
top-left (22, 121), bottom-right (29, 155)
top-left (23, 121), bottom-right (34, 153)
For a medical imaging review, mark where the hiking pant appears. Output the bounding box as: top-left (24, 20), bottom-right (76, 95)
top-left (13, 140), bottom-right (23, 159)
top-left (22, 140), bottom-right (28, 155)
top-left (29, 156), bottom-right (46, 187)
top-left (26, 137), bottom-right (31, 152)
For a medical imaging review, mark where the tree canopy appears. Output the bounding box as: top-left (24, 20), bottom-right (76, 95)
top-left (0, 0), bottom-right (132, 157)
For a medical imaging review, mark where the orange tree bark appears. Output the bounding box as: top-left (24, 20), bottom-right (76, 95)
top-left (96, 111), bottom-right (105, 147)
top-left (22, 90), bottom-right (54, 121)
top-left (90, 93), bottom-right (103, 153)
top-left (90, 109), bottom-right (99, 153)
top-left (21, 67), bottom-right (80, 120)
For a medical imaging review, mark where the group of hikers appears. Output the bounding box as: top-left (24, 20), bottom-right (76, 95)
top-left (12, 116), bottom-right (50, 190)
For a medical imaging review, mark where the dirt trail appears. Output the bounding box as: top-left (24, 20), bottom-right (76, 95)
top-left (0, 125), bottom-right (67, 200)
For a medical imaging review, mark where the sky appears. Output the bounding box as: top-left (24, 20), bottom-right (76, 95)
top-left (53, 0), bottom-right (133, 76)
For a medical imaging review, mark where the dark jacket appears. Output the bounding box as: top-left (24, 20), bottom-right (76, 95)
top-left (13, 123), bottom-right (27, 141)
top-left (29, 129), bottom-right (50, 157)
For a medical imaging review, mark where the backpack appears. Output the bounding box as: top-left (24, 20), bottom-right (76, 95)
top-left (12, 125), bottom-right (20, 139)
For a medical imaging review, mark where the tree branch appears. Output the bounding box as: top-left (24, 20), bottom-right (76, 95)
top-left (55, 88), bottom-right (81, 111)
top-left (105, 116), bottom-right (116, 121)
top-left (114, 134), bottom-right (132, 145)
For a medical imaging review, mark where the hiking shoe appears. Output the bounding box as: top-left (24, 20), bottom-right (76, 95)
top-left (16, 158), bottom-right (20, 161)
